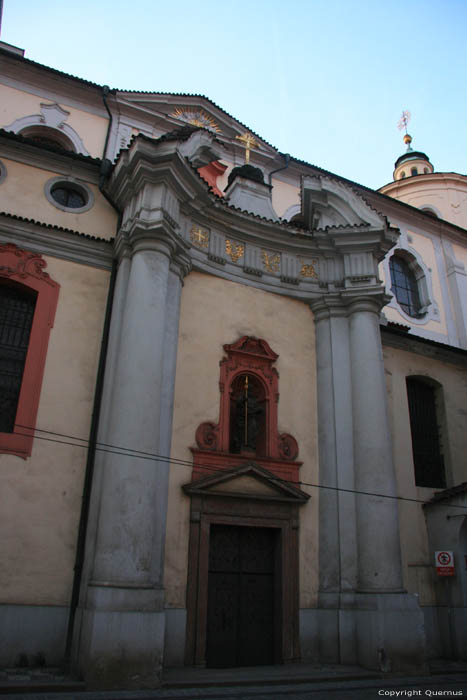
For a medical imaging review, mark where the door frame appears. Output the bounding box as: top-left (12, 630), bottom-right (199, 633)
top-left (183, 465), bottom-right (309, 667)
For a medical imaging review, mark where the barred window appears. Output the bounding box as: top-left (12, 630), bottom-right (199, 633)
top-left (406, 377), bottom-right (446, 489)
top-left (0, 283), bottom-right (37, 433)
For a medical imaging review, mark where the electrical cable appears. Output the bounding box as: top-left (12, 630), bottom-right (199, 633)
top-left (11, 423), bottom-right (467, 511)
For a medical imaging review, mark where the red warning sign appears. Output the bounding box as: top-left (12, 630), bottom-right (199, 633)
top-left (435, 550), bottom-right (454, 576)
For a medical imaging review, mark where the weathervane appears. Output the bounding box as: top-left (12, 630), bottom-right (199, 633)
top-left (235, 132), bottom-right (258, 164)
top-left (397, 110), bottom-right (413, 151)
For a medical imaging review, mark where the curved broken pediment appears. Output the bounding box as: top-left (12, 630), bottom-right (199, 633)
top-left (302, 175), bottom-right (385, 230)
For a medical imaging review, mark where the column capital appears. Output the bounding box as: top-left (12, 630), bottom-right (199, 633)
top-left (342, 289), bottom-right (392, 316)
top-left (310, 289), bottom-right (392, 321)
top-left (309, 293), bottom-right (348, 321)
top-left (114, 223), bottom-right (192, 280)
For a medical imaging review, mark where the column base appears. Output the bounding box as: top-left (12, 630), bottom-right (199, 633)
top-left (77, 607), bottom-right (165, 688)
top-left (75, 585), bottom-right (166, 689)
top-left (355, 592), bottom-right (427, 672)
top-left (311, 591), bottom-right (427, 672)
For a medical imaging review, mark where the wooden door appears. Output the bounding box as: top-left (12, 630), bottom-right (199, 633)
top-left (206, 524), bottom-right (278, 667)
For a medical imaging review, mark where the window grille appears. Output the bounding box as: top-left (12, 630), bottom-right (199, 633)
top-left (406, 377), bottom-right (446, 488)
top-left (0, 284), bottom-right (37, 433)
top-left (389, 255), bottom-right (422, 317)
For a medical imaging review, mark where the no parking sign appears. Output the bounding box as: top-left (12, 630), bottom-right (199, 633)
top-left (435, 550), bottom-right (455, 576)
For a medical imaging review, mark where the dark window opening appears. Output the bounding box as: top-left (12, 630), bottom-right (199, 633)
top-left (406, 377), bottom-right (446, 489)
top-left (389, 255), bottom-right (423, 318)
top-left (19, 126), bottom-right (75, 152)
top-left (0, 282), bottom-right (37, 433)
top-left (229, 374), bottom-right (266, 455)
top-left (51, 184), bottom-right (86, 209)
top-left (411, 167), bottom-right (418, 176)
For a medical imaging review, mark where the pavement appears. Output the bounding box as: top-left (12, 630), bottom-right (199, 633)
top-left (0, 660), bottom-right (466, 700)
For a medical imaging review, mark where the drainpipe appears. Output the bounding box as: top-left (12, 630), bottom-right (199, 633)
top-left (268, 152), bottom-right (291, 187)
top-left (64, 86), bottom-right (121, 664)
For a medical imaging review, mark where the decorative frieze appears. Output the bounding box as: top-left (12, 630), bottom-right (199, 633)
top-left (225, 239), bottom-right (244, 263)
top-left (299, 258), bottom-right (319, 279)
top-left (190, 224), bottom-right (209, 249)
top-left (261, 250), bottom-right (281, 274)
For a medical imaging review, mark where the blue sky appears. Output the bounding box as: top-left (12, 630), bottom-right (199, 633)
top-left (2, 0), bottom-right (465, 189)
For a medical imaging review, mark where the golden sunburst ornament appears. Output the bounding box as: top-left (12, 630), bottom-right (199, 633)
top-left (171, 107), bottom-right (221, 133)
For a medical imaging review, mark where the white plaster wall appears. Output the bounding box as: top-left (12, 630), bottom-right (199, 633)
top-left (0, 158), bottom-right (117, 239)
top-left (383, 344), bottom-right (467, 604)
top-left (0, 257), bottom-right (110, 605)
top-left (271, 178), bottom-right (300, 219)
top-left (165, 271), bottom-right (318, 609)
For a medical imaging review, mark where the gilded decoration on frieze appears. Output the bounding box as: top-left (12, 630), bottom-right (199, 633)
top-left (299, 258), bottom-right (318, 279)
top-left (225, 239), bottom-right (244, 263)
top-left (170, 107), bottom-right (221, 133)
top-left (261, 250), bottom-right (281, 274)
top-left (190, 225), bottom-right (209, 249)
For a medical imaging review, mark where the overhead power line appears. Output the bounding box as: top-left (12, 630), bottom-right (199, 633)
top-left (9, 423), bottom-right (467, 512)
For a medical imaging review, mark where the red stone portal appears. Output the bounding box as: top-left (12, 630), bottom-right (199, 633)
top-left (192, 336), bottom-right (301, 482)
top-left (0, 244), bottom-right (59, 458)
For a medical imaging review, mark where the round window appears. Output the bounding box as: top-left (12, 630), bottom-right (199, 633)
top-left (51, 184), bottom-right (86, 208)
top-left (44, 177), bottom-right (94, 213)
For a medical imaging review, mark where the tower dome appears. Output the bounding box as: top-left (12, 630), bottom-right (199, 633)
top-left (393, 133), bottom-right (434, 181)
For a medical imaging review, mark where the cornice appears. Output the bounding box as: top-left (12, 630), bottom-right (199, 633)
top-left (107, 134), bottom-right (398, 303)
top-left (0, 132), bottom-right (101, 182)
top-left (381, 325), bottom-right (467, 367)
top-left (0, 213), bottom-right (113, 269)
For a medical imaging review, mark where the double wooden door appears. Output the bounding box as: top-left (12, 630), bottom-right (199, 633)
top-left (206, 524), bottom-right (279, 668)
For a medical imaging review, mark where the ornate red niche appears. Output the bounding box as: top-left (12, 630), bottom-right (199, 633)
top-left (0, 243), bottom-right (59, 458)
top-left (198, 160), bottom-right (227, 197)
top-left (192, 336), bottom-right (301, 483)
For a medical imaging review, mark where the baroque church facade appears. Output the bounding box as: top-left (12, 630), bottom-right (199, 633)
top-left (0, 41), bottom-right (466, 687)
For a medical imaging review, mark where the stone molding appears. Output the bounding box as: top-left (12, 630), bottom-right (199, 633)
top-left (107, 132), bottom-right (399, 305)
top-left (0, 214), bottom-right (113, 270)
top-left (4, 102), bottom-right (90, 155)
top-left (0, 243), bottom-right (59, 458)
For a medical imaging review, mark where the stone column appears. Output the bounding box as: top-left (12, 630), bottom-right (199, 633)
top-left (78, 234), bottom-right (189, 687)
top-left (345, 293), bottom-right (425, 672)
top-left (347, 295), bottom-right (404, 591)
top-left (309, 296), bottom-right (358, 664)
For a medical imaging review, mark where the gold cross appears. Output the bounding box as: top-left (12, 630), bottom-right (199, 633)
top-left (190, 225), bottom-right (209, 248)
top-left (235, 132), bottom-right (258, 164)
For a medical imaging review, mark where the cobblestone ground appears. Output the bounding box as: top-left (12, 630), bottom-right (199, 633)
top-left (1, 674), bottom-right (467, 700)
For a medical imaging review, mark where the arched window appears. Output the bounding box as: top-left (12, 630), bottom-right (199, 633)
top-left (400, 171), bottom-right (406, 179)
top-left (193, 336), bottom-right (300, 482)
top-left (406, 377), bottom-right (446, 488)
top-left (19, 125), bottom-right (76, 152)
top-left (389, 254), bottom-right (423, 317)
top-left (411, 167), bottom-right (418, 176)
top-left (0, 244), bottom-right (59, 458)
top-left (229, 373), bottom-right (266, 456)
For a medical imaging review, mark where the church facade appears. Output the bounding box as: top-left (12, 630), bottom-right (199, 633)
top-left (0, 41), bottom-right (466, 687)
